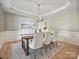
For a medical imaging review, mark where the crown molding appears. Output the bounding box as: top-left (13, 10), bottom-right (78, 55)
top-left (1, 0), bottom-right (71, 17)
top-left (43, 1), bottom-right (70, 16)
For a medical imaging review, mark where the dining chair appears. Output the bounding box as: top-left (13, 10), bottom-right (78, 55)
top-left (43, 32), bottom-right (52, 53)
top-left (29, 32), bottom-right (43, 59)
top-left (51, 31), bottom-right (58, 47)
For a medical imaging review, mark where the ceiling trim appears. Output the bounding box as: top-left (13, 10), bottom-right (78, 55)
top-left (43, 1), bottom-right (71, 16)
top-left (10, 6), bottom-right (37, 16)
top-left (10, 0), bottom-right (70, 17)
top-left (10, 7), bottom-right (36, 17)
top-left (1, 0), bottom-right (71, 17)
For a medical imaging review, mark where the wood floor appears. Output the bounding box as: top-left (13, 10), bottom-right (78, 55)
top-left (0, 40), bottom-right (79, 59)
top-left (52, 41), bottom-right (79, 59)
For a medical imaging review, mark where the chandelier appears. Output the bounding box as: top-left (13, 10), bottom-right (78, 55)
top-left (35, 3), bottom-right (47, 31)
top-left (36, 4), bottom-right (42, 30)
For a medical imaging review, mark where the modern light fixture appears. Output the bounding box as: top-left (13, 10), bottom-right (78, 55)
top-left (36, 3), bottom-right (43, 30)
top-left (35, 3), bottom-right (47, 31)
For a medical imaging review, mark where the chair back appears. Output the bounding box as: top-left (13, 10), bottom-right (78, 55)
top-left (51, 31), bottom-right (57, 41)
top-left (43, 32), bottom-right (51, 45)
top-left (29, 32), bottom-right (43, 49)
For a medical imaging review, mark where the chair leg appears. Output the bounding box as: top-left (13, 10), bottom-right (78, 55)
top-left (53, 42), bottom-right (54, 48)
top-left (40, 48), bottom-right (43, 55)
top-left (50, 42), bottom-right (56, 51)
top-left (0, 57), bottom-right (2, 59)
top-left (55, 41), bottom-right (57, 47)
top-left (45, 45), bottom-right (47, 53)
top-left (51, 42), bottom-right (54, 48)
top-left (34, 50), bottom-right (36, 59)
top-left (49, 44), bottom-right (52, 49)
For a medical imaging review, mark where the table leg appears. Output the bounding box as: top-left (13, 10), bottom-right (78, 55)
top-left (0, 57), bottom-right (2, 59)
top-left (22, 37), bottom-right (24, 47)
top-left (26, 39), bottom-right (29, 56)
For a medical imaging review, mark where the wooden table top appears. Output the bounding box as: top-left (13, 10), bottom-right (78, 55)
top-left (22, 35), bottom-right (33, 40)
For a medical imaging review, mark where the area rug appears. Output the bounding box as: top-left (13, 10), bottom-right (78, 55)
top-left (11, 44), bottom-right (64, 59)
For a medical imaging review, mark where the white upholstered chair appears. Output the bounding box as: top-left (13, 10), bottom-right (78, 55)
top-left (29, 32), bottom-right (43, 49)
top-left (29, 32), bottom-right (43, 59)
top-left (43, 32), bottom-right (52, 53)
top-left (51, 31), bottom-right (58, 47)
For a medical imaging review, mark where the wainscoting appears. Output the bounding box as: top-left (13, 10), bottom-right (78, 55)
top-left (0, 31), bottom-right (79, 49)
top-left (0, 31), bottom-right (19, 49)
top-left (57, 31), bottom-right (79, 46)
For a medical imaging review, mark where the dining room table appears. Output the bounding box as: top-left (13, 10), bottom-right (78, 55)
top-left (22, 35), bottom-right (33, 56)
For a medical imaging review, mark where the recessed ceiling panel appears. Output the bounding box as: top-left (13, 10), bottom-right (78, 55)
top-left (1, 0), bottom-right (70, 16)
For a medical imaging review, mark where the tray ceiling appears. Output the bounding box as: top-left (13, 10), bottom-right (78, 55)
top-left (1, 0), bottom-right (70, 16)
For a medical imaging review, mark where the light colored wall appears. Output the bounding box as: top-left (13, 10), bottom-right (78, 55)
top-left (4, 13), bottom-right (35, 31)
top-left (0, 7), bottom-right (4, 31)
top-left (46, 11), bottom-right (79, 31)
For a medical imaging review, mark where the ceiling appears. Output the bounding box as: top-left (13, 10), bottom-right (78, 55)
top-left (0, 0), bottom-right (74, 17)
